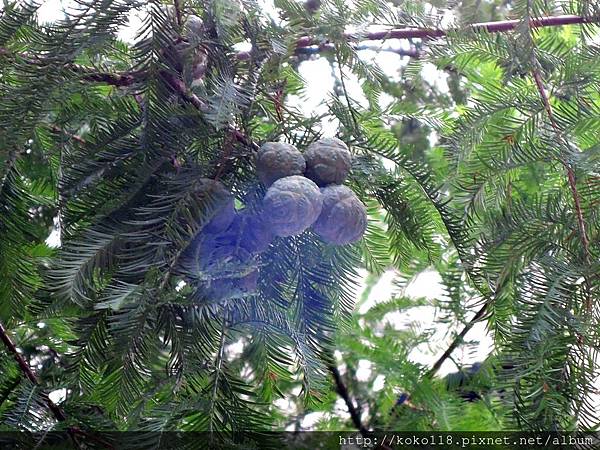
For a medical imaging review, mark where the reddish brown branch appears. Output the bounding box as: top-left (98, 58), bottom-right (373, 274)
top-left (1, 14), bottom-right (595, 89)
top-left (0, 321), bottom-right (115, 448)
top-left (73, 68), bottom-right (140, 86)
top-left (162, 71), bottom-right (207, 111)
top-left (530, 69), bottom-right (591, 265)
top-left (49, 125), bottom-right (86, 145)
top-left (0, 321), bottom-right (66, 421)
top-left (173, 0), bottom-right (183, 28)
top-left (295, 14), bottom-right (597, 48)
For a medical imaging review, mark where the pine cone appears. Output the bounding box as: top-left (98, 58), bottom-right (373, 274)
top-left (184, 15), bottom-right (204, 36)
top-left (197, 236), bottom-right (255, 278)
top-left (198, 179), bottom-right (236, 234)
top-left (203, 269), bottom-right (258, 300)
top-left (183, 15), bottom-right (208, 88)
top-left (262, 175), bottom-right (323, 237)
top-left (227, 210), bottom-right (274, 254)
top-left (198, 241), bottom-right (259, 300)
top-left (312, 185), bottom-right (367, 245)
top-left (304, 137), bottom-right (352, 186)
top-left (256, 142), bottom-right (306, 187)
top-left (236, 269), bottom-right (259, 293)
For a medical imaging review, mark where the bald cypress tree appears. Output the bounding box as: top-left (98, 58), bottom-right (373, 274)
top-left (0, 0), bottom-right (599, 445)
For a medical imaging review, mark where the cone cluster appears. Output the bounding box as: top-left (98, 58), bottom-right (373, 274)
top-left (256, 138), bottom-right (367, 244)
top-left (190, 138), bottom-right (368, 300)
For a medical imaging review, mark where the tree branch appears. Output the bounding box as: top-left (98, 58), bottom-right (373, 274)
top-left (1, 14), bottom-right (595, 90)
top-left (49, 125), bottom-right (86, 145)
top-left (0, 321), bottom-right (116, 448)
top-left (162, 71), bottom-right (260, 151)
top-left (0, 47), bottom-right (143, 86)
top-left (66, 61), bottom-right (143, 86)
top-left (530, 69), bottom-right (591, 264)
top-left (296, 44), bottom-right (421, 58)
top-left (162, 71), bottom-right (207, 111)
top-left (0, 320), bottom-right (66, 421)
top-left (295, 14), bottom-right (597, 48)
top-left (425, 302), bottom-right (489, 378)
top-left (328, 364), bottom-right (368, 435)
top-left (173, 0), bottom-right (183, 29)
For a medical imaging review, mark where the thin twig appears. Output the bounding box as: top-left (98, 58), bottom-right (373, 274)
top-left (334, 48), bottom-right (361, 135)
top-left (0, 321), bottom-right (66, 421)
top-left (209, 312), bottom-right (228, 436)
top-left (328, 364), bottom-right (368, 435)
top-left (530, 69), bottom-right (591, 264)
top-left (425, 302), bottom-right (489, 378)
top-left (0, 321), bottom-right (115, 449)
top-left (173, 0), bottom-right (183, 28)
top-left (296, 44), bottom-right (421, 58)
top-left (49, 125), bottom-right (86, 145)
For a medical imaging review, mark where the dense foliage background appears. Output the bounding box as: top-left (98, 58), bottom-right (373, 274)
top-left (0, 0), bottom-right (599, 447)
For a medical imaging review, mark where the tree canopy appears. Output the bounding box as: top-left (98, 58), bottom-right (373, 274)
top-left (0, 0), bottom-right (599, 447)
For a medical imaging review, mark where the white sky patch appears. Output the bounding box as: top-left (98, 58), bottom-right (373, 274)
top-left (334, 398), bottom-right (351, 418)
top-left (357, 270), bottom-right (397, 314)
top-left (339, 68), bottom-right (369, 109)
top-left (289, 58), bottom-right (334, 116)
top-left (256, 0), bottom-right (279, 23)
top-left (372, 374), bottom-right (385, 392)
top-left (422, 62), bottom-right (449, 94)
top-left (405, 269), bottom-right (445, 299)
top-left (233, 40), bottom-right (253, 53)
top-left (299, 411), bottom-right (328, 429)
top-left (428, 129), bottom-right (439, 147)
top-left (45, 216), bottom-right (61, 248)
top-left (37, 0), bottom-right (67, 24)
top-left (381, 156), bottom-right (396, 171)
top-left (378, 91), bottom-right (395, 110)
top-left (117, 7), bottom-right (145, 43)
top-left (320, 115), bottom-right (341, 137)
top-left (226, 339), bottom-right (245, 359)
top-left (358, 46), bottom-right (408, 82)
top-left (48, 388), bottom-right (67, 404)
top-left (355, 359), bottom-right (372, 382)
top-left (440, 8), bottom-right (456, 28)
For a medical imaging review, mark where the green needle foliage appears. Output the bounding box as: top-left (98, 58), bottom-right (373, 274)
top-left (0, 0), bottom-right (598, 446)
